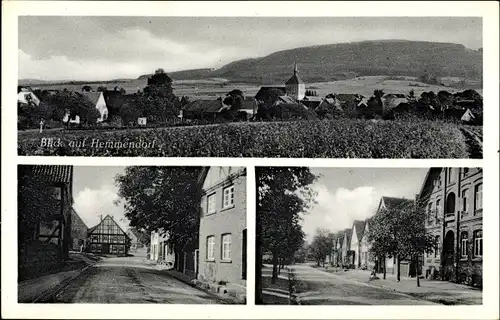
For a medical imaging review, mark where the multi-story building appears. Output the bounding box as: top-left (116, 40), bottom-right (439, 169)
top-left (18, 165), bottom-right (74, 280)
top-left (198, 167), bottom-right (247, 287)
top-left (86, 215), bottom-right (130, 255)
top-left (419, 167), bottom-right (483, 287)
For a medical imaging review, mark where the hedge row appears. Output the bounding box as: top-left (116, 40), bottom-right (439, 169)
top-left (18, 119), bottom-right (471, 158)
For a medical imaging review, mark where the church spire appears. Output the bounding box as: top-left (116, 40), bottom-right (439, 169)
top-left (294, 61), bottom-right (298, 75)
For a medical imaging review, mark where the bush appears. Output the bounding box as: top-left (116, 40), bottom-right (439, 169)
top-left (18, 119), bottom-right (472, 158)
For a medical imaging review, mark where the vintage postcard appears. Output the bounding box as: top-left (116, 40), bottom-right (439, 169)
top-left (2, 1), bottom-right (499, 320)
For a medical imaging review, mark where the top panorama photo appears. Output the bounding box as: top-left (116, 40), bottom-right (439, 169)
top-left (17, 17), bottom-right (483, 158)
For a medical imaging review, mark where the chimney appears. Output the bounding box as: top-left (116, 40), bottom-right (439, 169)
top-left (100, 214), bottom-right (103, 221)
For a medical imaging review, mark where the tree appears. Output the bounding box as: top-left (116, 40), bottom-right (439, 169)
top-left (369, 200), bottom-right (436, 285)
top-left (97, 86), bottom-right (108, 92)
top-left (81, 85), bottom-right (93, 92)
top-left (310, 228), bottom-right (334, 267)
top-left (256, 167), bottom-right (318, 305)
top-left (115, 167), bottom-right (202, 263)
top-left (398, 201), bottom-right (436, 287)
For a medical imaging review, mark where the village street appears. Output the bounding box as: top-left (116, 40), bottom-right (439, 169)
top-left (49, 254), bottom-right (221, 304)
top-left (261, 264), bottom-right (439, 305)
top-left (290, 264), bottom-right (436, 305)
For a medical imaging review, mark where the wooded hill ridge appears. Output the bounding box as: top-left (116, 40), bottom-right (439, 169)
top-left (21, 40), bottom-right (482, 85)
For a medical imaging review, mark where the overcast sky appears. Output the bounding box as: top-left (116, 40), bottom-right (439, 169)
top-left (301, 168), bottom-right (429, 242)
top-left (19, 16), bottom-right (482, 81)
top-left (73, 166), bottom-right (130, 231)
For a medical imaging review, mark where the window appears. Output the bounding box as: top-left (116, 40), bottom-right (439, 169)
top-left (207, 193), bottom-right (216, 214)
top-left (462, 189), bottom-right (469, 214)
top-left (427, 203), bottom-right (433, 224)
top-left (435, 199), bottom-right (441, 220)
top-left (473, 230), bottom-right (482, 257)
top-left (206, 236), bottom-right (215, 260)
top-left (223, 185), bottom-right (235, 208)
top-left (221, 234), bottom-right (231, 261)
top-left (460, 231), bottom-right (468, 257)
top-left (448, 168), bottom-right (455, 183)
top-left (474, 184), bottom-right (483, 211)
top-left (463, 168), bottom-right (469, 176)
top-left (434, 236), bottom-right (440, 258)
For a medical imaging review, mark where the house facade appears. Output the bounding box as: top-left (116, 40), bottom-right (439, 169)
top-left (18, 165), bottom-right (74, 280)
top-left (359, 218), bottom-right (375, 270)
top-left (349, 220), bottom-right (366, 268)
top-left (150, 229), bottom-right (175, 267)
top-left (198, 167), bottom-right (247, 286)
top-left (86, 215), bottom-right (130, 255)
top-left (80, 91), bottom-right (109, 122)
top-left (419, 167), bottom-right (483, 287)
top-left (126, 229), bottom-right (139, 252)
top-left (71, 208), bottom-right (88, 252)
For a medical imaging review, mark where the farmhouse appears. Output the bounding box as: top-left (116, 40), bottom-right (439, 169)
top-left (71, 208), bottom-right (88, 252)
top-left (18, 91), bottom-right (41, 106)
top-left (182, 99), bottom-right (229, 120)
top-left (79, 91), bottom-right (109, 122)
top-left (198, 167), bottom-right (247, 287)
top-left (86, 215), bottom-right (130, 255)
top-left (18, 165), bottom-right (74, 280)
top-left (419, 168), bottom-right (482, 287)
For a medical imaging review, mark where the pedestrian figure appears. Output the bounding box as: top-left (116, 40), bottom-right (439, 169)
top-left (369, 268), bottom-right (379, 281)
top-left (39, 119), bottom-right (45, 133)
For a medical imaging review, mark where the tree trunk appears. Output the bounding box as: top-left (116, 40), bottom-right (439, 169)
top-left (255, 178), bottom-right (263, 305)
top-left (383, 255), bottom-right (387, 280)
top-left (396, 255), bottom-right (401, 282)
top-left (416, 256), bottom-right (420, 287)
top-left (272, 253), bottom-right (279, 284)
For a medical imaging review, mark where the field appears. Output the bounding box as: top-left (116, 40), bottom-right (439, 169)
top-left (18, 119), bottom-right (478, 158)
top-left (26, 76), bottom-right (481, 101)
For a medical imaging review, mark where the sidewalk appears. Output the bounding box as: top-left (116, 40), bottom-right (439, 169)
top-left (322, 268), bottom-right (482, 305)
top-left (18, 252), bottom-right (100, 303)
top-left (151, 262), bottom-right (246, 304)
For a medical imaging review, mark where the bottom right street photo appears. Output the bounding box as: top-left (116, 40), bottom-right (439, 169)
top-left (255, 167), bottom-right (483, 305)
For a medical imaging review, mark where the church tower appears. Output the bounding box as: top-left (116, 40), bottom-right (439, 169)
top-left (285, 62), bottom-right (306, 101)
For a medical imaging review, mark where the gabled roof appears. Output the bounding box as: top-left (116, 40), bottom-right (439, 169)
top-left (277, 95), bottom-right (296, 104)
top-left (378, 196), bottom-right (414, 212)
top-left (352, 220), bottom-right (366, 241)
top-left (18, 91), bottom-right (41, 106)
top-left (183, 99), bottom-right (224, 113)
top-left (87, 215), bottom-right (130, 238)
top-left (71, 208), bottom-right (89, 229)
top-left (80, 92), bottom-right (103, 106)
top-left (30, 165), bottom-right (73, 184)
top-left (418, 168), bottom-right (443, 202)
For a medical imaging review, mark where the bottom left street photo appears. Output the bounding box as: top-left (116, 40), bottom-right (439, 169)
top-left (17, 165), bottom-right (247, 304)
